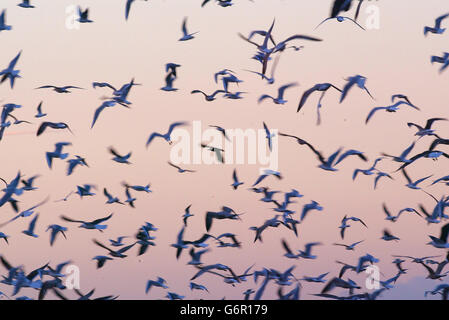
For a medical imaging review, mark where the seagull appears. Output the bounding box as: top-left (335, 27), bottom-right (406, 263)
top-left (381, 229), bottom-right (400, 241)
top-left (103, 188), bottom-right (124, 205)
top-left (189, 282), bottom-right (209, 292)
top-left (333, 240), bottom-right (364, 251)
top-left (67, 155), bottom-right (88, 176)
top-left (352, 157), bottom-right (383, 180)
top-left (365, 101), bottom-right (420, 124)
top-left (145, 277), bottom-right (168, 294)
top-left (18, 0), bottom-right (35, 8)
top-left (252, 169), bottom-right (282, 186)
top-left (46, 225), bottom-right (67, 246)
top-left (182, 205), bottom-right (194, 227)
top-left (205, 206), bottom-right (242, 232)
top-left (60, 213), bottom-right (113, 231)
top-left (321, 277), bottom-right (361, 295)
top-left (171, 226), bottom-right (189, 259)
top-left (179, 17), bottom-right (198, 41)
top-left (339, 215), bottom-right (367, 239)
top-left (146, 122), bottom-right (187, 147)
top-left (93, 239), bottom-right (135, 258)
top-left (401, 168), bottom-right (432, 190)
top-left (200, 143), bottom-right (225, 163)
top-left (431, 52), bottom-right (449, 73)
top-left (125, 0), bottom-right (148, 20)
top-left (109, 147), bottom-right (131, 164)
top-left (297, 83), bottom-right (342, 125)
top-left (91, 100), bottom-right (122, 129)
top-left (381, 141), bottom-right (416, 164)
top-left (214, 69), bottom-right (235, 83)
top-left (258, 82), bottom-right (298, 105)
top-left (0, 51), bottom-right (22, 89)
top-left (34, 102), bottom-right (46, 118)
top-left (0, 9), bottom-right (12, 32)
top-left (330, 0), bottom-right (365, 21)
top-left (166, 292), bottom-right (185, 300)
top-left (315, 16), bottom-right (365, 30)
top-left (22, 214), bottom-right (39, 238)
top-left (301, 272), bottom-right (329, 283)
top-left (109, 236), bottom-right (128, 247)
top-left (263, 122), bottom-right (275, 151)
top-left (224, 90), bottom-right (246, 99)
top-left (297, 242), bottom-right (322, 259)
top-left (35, 85), bottom-right (84, 93)
top-left (45, 142), bottom-right (72, 169)
top-left (92, 256), bottom-right (113, 269)
top-left (191, 90), bottom-right (225, 101)
top-left (188, 248), bottom-right (210, 265)
top-left (300, 201), bottom-right (323, 222)
top-left (340, 75), bottom-right (374, 103)
top-left (124, 188), bottom-right (136, 208)
top-left (77, 6), bottom-right (93, 23)
top-left (167, 161), bottom-right (196, 173)
top-left (231, 169), bottom-right (244, 190)
top-left (21, 175), bottom-right (40, 191)
top-left (209, 125), bottom-right (230, 141)
top-left (75, 184), bottom-right (96, 198)
top-left (418, 260), bottom-right (448, 280)
top-left (0, 232), bottom-right (9, 244)
top-left (37, 122), bottom-right (72, 136)
top-left (407, 118), bottom-right (447, 138)
top-left (244, 54), bottom-right (280, 85)
top-left (1, 197), bottom-right (48, 225)
top-left (426, 284), bottom-right (449, 300)
top-left (221, 74), bottom-right (243, 93)
top-left (424, 13), bottom-right (449, 36)
top-left (427, 223), bottom-right (449, 248)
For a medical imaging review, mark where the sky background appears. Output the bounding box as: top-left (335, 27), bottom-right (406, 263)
top-left (0, 0), bottom-right (448, 300)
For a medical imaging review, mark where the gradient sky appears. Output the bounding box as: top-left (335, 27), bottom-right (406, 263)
top-left (0, 0), bottom-right (448, 300)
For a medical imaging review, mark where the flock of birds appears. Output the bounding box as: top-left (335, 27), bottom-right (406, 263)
top-left (0, 0), bottom-right (449, 301)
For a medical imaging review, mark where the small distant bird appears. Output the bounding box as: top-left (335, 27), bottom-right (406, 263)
top-left (381, 229), bottom-right (400, 241)
top-left (0, 9), bottom-right (12, 32)
top-left (22, 214), bottom-right (39, 238)
top-left (125, 0), bottom-right (149, 20)
top-left (182, 205), bottom-right (194, 227)
top-left (167, 161), bottom-right (196, 173)
top-left (179, 17), bottom-right (198, 41)
top-left (258, 82), bottom-right (298, 105)
top-left (424, 13), bottom-right (449, 36)
top-left (431, 52), bottom-right (449, 73)
top-left (315, 16), bottom-right (365, 30)
top-left (427, 223), bottom-right (449, 248)
top-left (333, 240), bottom-right (364, 251)
top-left (67, 155), bottom-right (89, 176)
top-left (252, 169), bottom-right (282, 186)
top-left (145, 277), bottom-right (168, 294)
top-left (191, 90), bottom-right (225, 101)
top-left (34, 102), bottom-right (46, 118)
top-left (37, 122), bottom-right (72, 136)
top-left (0, 51), bottom-right (22, 89)
top-left (92, 256), bottom-right (113, 269)
top-left (103, 188), bottom-right (124, 205)
top-left (263, 122), bottom-right (275, 151)
top-left (109, 147), bottom-right (132, 164)
top-left (46, 225), bottom-right (67, 246)
top-left (77, 6), bottom-right (93, 23)
top-left (18, 0), bottom-right (35, 8)
top-left (35, 85), bottom-right (84, 93)
top-left (60, 213), bottom-right (113, 231)
top-left (231, 169), bottom-right (244, 190)
top-left (340, 75), bottom-right (374, 103)
top-left (146, 122), bottom-right (187, 147)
